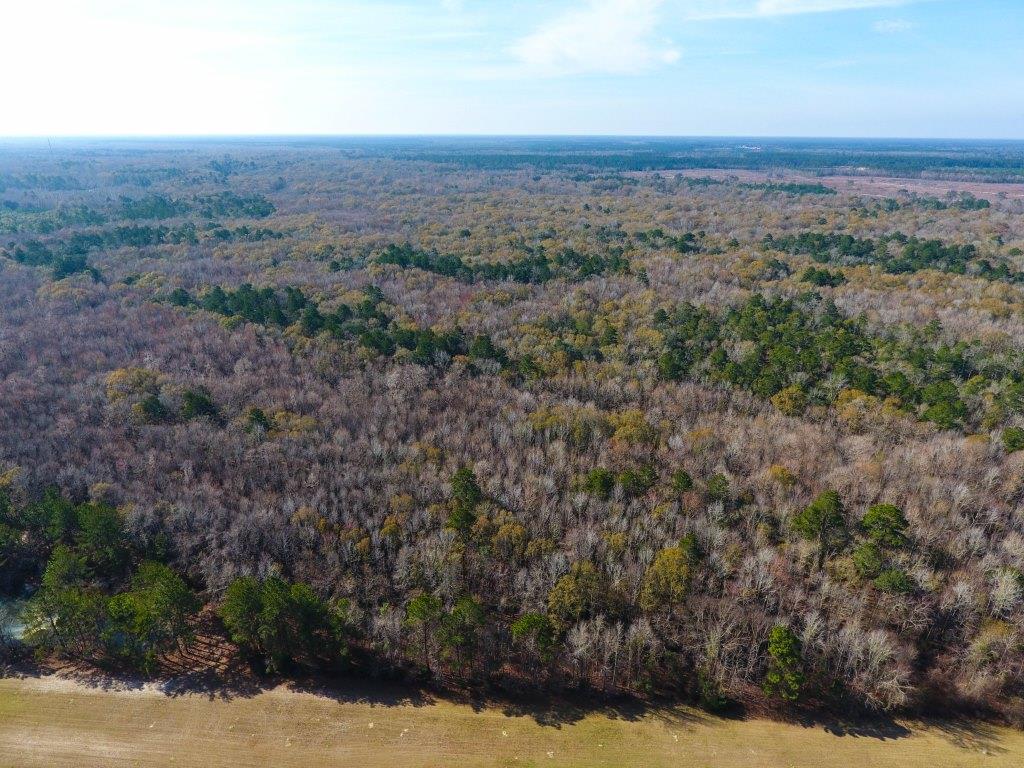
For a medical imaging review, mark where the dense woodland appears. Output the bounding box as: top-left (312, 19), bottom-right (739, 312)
top-left (3, 139), bottom-right (1024, 721)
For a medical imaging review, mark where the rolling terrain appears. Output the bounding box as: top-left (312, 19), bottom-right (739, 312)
top-left (3, 138), bottom-right (1024, 735)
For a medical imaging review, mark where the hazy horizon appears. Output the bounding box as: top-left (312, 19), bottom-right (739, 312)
top-left (3, 134), bottom-right (1024, 143)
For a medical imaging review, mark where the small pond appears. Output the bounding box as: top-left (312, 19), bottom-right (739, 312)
top-left (0, 598), bottom-right (27, 641)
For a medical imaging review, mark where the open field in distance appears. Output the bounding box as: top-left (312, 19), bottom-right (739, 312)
top-left (665, 169), bottom-right (1024, 200)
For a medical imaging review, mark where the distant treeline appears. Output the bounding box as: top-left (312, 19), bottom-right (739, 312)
top-left (375, 242), bottom-right (634, 283)
top-left (166, 283), bottom-right (513, 372)
top-left (742, 182), bottom-right (836, 195)
top-left (0, 192), bottom-right (276, 236)
top-left (0, 173), bottom-right (83, 192)
top-left (121, 193), bottom-right (275, 221)
top-left (5, 239), bottom-right (100, 280)
top-left (870, 194), bottom-right (992, 213)
top-left (763, 231), bottom-right (1022, 282)
top-left (656, 292), bottom-right (1024, 432)
top-left (2, 223), bottom-right (283, 280)
top-left (0, 204), bottom-right (106, 235)
top-left (344, 138), bottom-right (1024, 180)
top-left (660, 177), bottom-right (835, 195)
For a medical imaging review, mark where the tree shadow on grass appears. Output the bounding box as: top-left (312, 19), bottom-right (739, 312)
top-left (0, 658), bottom-right (1012, 755)
top-left (490, 689), bottom-right (709, 730)
top-left (158, 662), bottom-right (437, 709)
top-left (922, 717), bottom-right (1008, 756)
top-left (287, 674), bottom-right (436, 709)
top-left (158, 663), bottom-right (265, 701)
top-left (793, 709), bottom-right (912, 741)
top-left (4, 655), bottom-right (434, 709)
top-left (4, 659), bottom-right (150, 694)
top-left (792, 708), bottom-right (1010, 755)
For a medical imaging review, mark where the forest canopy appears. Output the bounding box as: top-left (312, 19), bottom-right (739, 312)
top-left (2, 139), bottom-right (1024, 720)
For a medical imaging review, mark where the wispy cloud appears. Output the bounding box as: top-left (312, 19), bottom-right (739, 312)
top-left (510, 0), bottom-right (679, 76)
top-left (680, 0), bottom-right (923, 21)
top-left (874, 18), bottom-right (916, 33)
top-left (751, 0), bottom-right (914, 16)
top-left (506, 0), bottom-right (927, 78)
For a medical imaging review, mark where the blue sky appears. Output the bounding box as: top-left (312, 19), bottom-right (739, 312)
top-left (4, 0), bottom-right (1022, 137)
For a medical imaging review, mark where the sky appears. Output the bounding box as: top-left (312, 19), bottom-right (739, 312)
top-left (3, 0), bottom-right (1023, 138)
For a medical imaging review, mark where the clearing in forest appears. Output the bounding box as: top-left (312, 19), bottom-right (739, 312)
top-left (0, 675), bottom-right (1021, 768)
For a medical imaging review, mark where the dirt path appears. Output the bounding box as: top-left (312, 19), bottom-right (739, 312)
top-left (1, 675), bottom-right (1022, 767)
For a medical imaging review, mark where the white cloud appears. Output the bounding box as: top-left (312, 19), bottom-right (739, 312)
top-left (874, 18), bottom-right (916, 33)
top-left (510, 0), bottom-right (680, 76)
top-left (506, 0), bottom-right (925, 78)
top-left (753, 0), bottom-right (912, 15)
top-left (679, 0), bottom-right (922, 21)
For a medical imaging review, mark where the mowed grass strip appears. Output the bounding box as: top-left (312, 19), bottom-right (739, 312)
top-left (0, 676), bottom-right (1021, 768)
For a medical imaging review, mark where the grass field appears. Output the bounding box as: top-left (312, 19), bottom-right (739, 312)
top-left (0, 675), bottom-right (1021, 767)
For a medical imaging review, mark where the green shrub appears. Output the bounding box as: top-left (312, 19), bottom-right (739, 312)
top-left (763, 625), bottom-right (804, 702)
top-left (639, 545), bottom-right (693, 612)
top-left (617, 465), bottom-right (656, 499)
top-left (874, 568), bottom-right (915, 594)
top-left (1002, 427), bottom-right (1024, 453)
top-left (547, 562), bottom-right (605, 630)
top-left (582, 468), bottom-right (615, 500)
top-left (862, 503), bottom-right (909, 548)
top-left (510, 612), bottom-right (555, 659)
top-left (791, 490), bottom-right (846, 562)
top-left (852, 542), bottom-right (885, 579)
top-left (705, 474), bottom-right (730, 503)
top-left (671, 469), bottom-right (693, 493)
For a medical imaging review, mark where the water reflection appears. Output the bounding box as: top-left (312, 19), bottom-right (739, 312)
top-left (0, 598), bottom-right (26, 641)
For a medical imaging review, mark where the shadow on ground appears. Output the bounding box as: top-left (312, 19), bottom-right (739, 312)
top-left (795, 709), bottom-right (912, 740)
top-left (0, 658), bottom-right (1013, 754)
top-left (3, 657), bottom-right (436, 708)
top-left (490, 690), bottom-right (708, 730)
top-left (790, 707), bottom-right (1010, 754)
top-left (924, 716), bottom-right (1008, 755)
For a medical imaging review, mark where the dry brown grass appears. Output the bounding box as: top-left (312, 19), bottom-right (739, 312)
top-left (1, 675), bottom-right (1021, 768)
